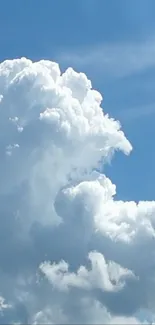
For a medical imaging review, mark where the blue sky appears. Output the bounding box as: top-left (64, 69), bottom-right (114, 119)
top-left (0, 0), bottom-right (155, 202)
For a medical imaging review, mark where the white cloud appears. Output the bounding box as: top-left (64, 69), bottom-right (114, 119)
top-left (0, 57), bottom-right (154, 324)
top-left (0, 296), bottom-right (11, 313)
top-left (40, 251), bottom-right (134, 292)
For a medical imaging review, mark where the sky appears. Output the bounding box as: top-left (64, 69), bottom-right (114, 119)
top-left (1, 0), bottom-right (155, 202)
top-left (0, 0), bottom-right (155, 324)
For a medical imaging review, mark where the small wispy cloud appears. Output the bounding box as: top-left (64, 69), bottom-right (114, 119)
top-left (57, 37), bottom-right (155, 79)
top-left (117, 102), bottom-right (155, 122)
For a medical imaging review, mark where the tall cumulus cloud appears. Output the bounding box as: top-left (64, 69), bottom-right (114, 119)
top-left (0, 58), bottom-right (155, 324)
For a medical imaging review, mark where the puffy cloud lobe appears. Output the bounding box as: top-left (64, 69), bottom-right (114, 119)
top-left (40, 251), bottom-right (134, 292)
top-left (58, 176), bottom-right (155, 243)
top-left (0, 57), bottom-right (154, 324)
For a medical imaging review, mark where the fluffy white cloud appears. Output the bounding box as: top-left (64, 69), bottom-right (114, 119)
top-left (0, 57), bottom-right (154, 324)
top-left (40, 251), bottom-right (134, 292)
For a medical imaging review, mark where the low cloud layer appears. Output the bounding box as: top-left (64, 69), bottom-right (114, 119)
top-left (0, 58), bottom-right (154, 324)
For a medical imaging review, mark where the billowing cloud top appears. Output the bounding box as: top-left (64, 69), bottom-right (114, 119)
top-left (0, 58), bottom-right (154, 324)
